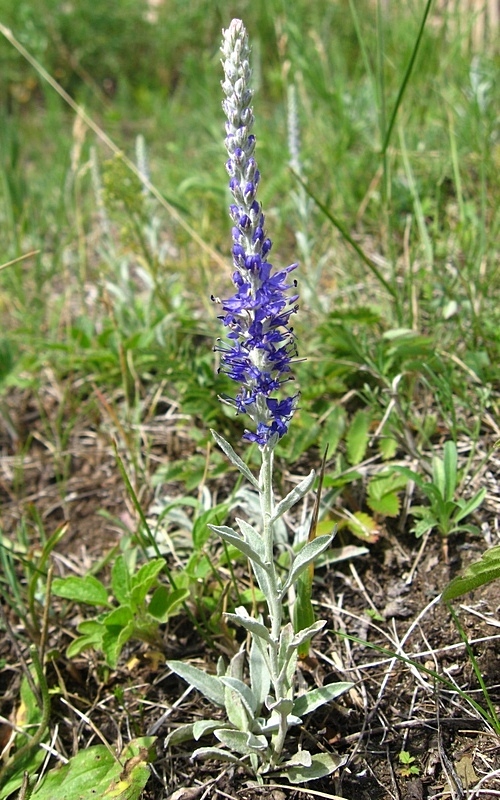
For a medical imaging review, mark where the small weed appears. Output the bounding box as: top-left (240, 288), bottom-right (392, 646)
top-left (398, 749), bottom-right (420, 777)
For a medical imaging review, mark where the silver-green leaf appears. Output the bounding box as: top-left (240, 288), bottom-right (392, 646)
top-left (167, 661), bottom-right (225, 707)
top-left (224, 607), bottom-right (271, 643)
top-left (209, 524), bottom-right (267, 568)
top-left (272, 470), bottom-right (316, 521)
top-left (292, 683), bottom-right (353, 717)
top-left (281, 534), bottom-right (333, 595)
top-left (280, 752), bottom-right (348, 784)
top-left (211, 430), bottom-right (259, 489)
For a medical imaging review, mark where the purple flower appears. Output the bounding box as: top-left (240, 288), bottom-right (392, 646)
top-left (216, 19), bottom-right (299, 447)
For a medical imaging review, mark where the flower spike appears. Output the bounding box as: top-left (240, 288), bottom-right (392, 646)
top-left (216, 19), bottom-right (298, 447)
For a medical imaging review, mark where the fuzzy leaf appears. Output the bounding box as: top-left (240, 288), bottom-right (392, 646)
top-left (249, 560), bottom-right (273, 599)
top-left (272, 470), bottom-right (316, 521)
top-left (192, 719), bottom-right (227, 741)
top-left (249, 634), bottom-right (271, 712)
top-left (442, 545), bottom-right (500, 601)
top-left (164, 723), bottom-right (197, 747)
top-left (222, 677), bottom-right (257, 730)
top-left (281, 534), bottom-right (333, 595)
top-left (292, 683), bottom-right (353, 717)
top-left (282, 752), bottom-right (348, 784)
top-left (224, 606), bottom-right (271, 642)
top-left (235, 518), bottom-right (267, 561)
top-left (214, 728), bottom-right (268, 756)
top-left (191, 746), bottom-right (243, 764)
top-left (167, 661), bottom-right (225, 707)
top-left (211, 429), bottom-right (259, 489)
top-left (209, 524), bottom-right (267, 568)
top-left (291, 619), bottom-right (326, 649)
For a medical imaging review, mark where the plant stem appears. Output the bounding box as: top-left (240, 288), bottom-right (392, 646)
top-left (259, 443), bottom-right (289, 766)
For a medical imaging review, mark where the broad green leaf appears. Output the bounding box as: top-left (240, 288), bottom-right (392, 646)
top-left (292, 683), bottom-right (353, 717)
top-left (167, 661), bottom-right (225, 707)
top-left (52, 575), bottom-right (111, 607)
top-left (211, 430), bottom-right (259, 489)
top-left (378, 434), bottom-right (398, 460)
top-left (293, 568), bottom-right (315, 659)
top-left (67, 628), bottom-right (103, 659)
top-left (322, 406), bottom-right (346, 455)
top-left (442, 545), bottom-right (500, 601)
top-left (0, 678), bottom-right (46, 800)
top-left (111, 556), bottom-right (130, 605)
top-left (454, 488), bottom-right (487, 524)
top-left (442, 440), bottom-right (458, 502)
top-left (367, 491), bottom-right (401, 517)
top-left (76, 619), bottom-right (105, 635)
top-left (340, 511), bottom-right (380, 543)
top-left (102, 620), bottom-right (135, 668)
top-left (282, 752), bottom-right (348, 784)
top-left (387, 464), bottom-right (424, 488)
top-left (30, 738), bottom-right (155, 800)
top-left (346, 409), bottom-right (371, 465)
top-left (272, 470), bottom-right (316, 522)
top-left (411, 513), bottom-right (436, 538)
top-left (148, 586), bottom-right (189, 621)
top-left (192, 502), bottom-right (229, 551)
top-left (104, 605), bottom-right (134, 627)
top-left (367, 471), bottom-right (407, 511)
top-left (66, 619), bottom-right (105, 658)
top-left (129, 559), bottom-right (165, 608)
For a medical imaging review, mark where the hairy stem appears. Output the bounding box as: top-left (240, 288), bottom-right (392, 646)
top-left (259, 444), bottom-right (289, 765)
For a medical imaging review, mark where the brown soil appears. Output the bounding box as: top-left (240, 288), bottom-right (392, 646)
top-left (1, 386), bottom-right (500, 799)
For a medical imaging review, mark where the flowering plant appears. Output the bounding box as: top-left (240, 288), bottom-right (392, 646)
top-left (166, 19), bottom-right (351, 783)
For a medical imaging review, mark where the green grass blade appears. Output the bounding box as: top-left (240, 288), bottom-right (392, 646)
top-left (382, 0), bottom-right (435, 155)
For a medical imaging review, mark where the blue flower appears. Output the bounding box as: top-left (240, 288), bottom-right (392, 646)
top-left (217, 19), bottom-right (299, 447)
